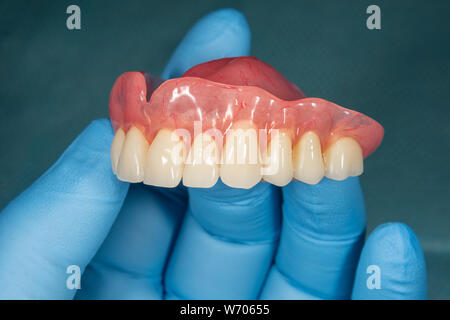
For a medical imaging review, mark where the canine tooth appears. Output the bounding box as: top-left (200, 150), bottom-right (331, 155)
top-left (183, 133), bottom-right (219, 188)
top-left (116, 127), bottom-right (149, 183)
top-left (111, 128), bottom-right (125, 174)
top-left (293, 131), bottom-right (325, 184)
top-left (220, 121), bottom-right (262, 189)
top-left (143, 129), bottom-right (186, 187)
top-left (324, 137), bottom-right (363, 181)
top-left (262, 131), bottom-right (293, 186)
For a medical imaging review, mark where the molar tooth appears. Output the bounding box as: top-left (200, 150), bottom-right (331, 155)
top-left (262, 131), bottom-right (293, 186)
top-left (293, 131), bottom-right (325, 184)
top-left (116, 126), bottom-right (149, 183)
top-left (111, 128), bottom-right (125, 174)
top-left (143, 129), bottom-right (186, 187)
top-left (220, 121), bottom-right (262, 189)
top-left (323, 137), bottom-right (363, 181)
top-left (183, 133), bottom-right (219, 188)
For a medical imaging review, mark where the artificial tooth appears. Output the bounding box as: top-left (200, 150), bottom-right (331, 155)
top-left (323, 137), bottom-right (364, 181)
top-left (116, 126), bottom-right (149, 183)
top-left (143, 129), bottom-right (186, 187)
top-left (111, 128), bottom-right (125, 174)
top-left (262, 131), bottom-right (294, 186)
top-left (293, 131), bottom-right (325, 184)
top-left (220, 121), bottom-right (262, 189)
top-left (183, 133), bottom-right (220, 188)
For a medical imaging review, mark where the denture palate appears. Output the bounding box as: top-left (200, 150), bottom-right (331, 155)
top-left (109, 57), bottom-right (384, 189)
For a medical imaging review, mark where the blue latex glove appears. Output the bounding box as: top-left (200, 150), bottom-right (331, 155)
top-left (0, 9), bottom-right (427, 300)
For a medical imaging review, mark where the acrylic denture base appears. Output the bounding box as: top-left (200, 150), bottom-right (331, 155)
top-left (109, 57), bottom-right (384, 188)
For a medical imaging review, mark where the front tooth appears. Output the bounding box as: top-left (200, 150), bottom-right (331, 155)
top-left (143, 129), bottom-right (186, 187)
top-left (323, 137), bottom-right (364, 181)
top-left (183, 133), bottom-right (219, 188)
top-left (293, 131), bottom-right (325, 184)
top-left (262, 131), bottom-right (293, 186)
top-left (116, 126), bottom-right (149, 183)
top-left (111, 128), bottom-right (125, 174)
top-left (220, 121), bottom-right (262, 189)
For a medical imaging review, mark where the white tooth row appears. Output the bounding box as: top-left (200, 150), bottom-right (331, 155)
top-left (111, 124), bottom-right (363, 189)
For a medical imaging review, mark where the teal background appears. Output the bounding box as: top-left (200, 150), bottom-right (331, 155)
top-left (0, 0), bottom-right (449, 298)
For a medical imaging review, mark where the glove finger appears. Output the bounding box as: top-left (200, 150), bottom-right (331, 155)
top-left (75, 183), bottom-right (187, 300)
top-left (260, 177), bottom-right (366, 300)
top-left (351, 223), bottom-right (427, 300)
top-left (164, 181), bottom-right (281, 300)
top-left (0, 119), bottom-right (128, 299)
top-left (161, 8), bottom-right (251, 79)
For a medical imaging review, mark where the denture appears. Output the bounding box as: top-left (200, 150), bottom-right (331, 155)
top-left (109, 57), bottom-right (384, 189)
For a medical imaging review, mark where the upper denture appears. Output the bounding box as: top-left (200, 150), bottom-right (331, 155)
top-left (109, 56), bottom-right (384, 188)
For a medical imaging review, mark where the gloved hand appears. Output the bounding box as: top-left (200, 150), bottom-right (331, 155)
top-left (0, 9), bottom-right (427, 300)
